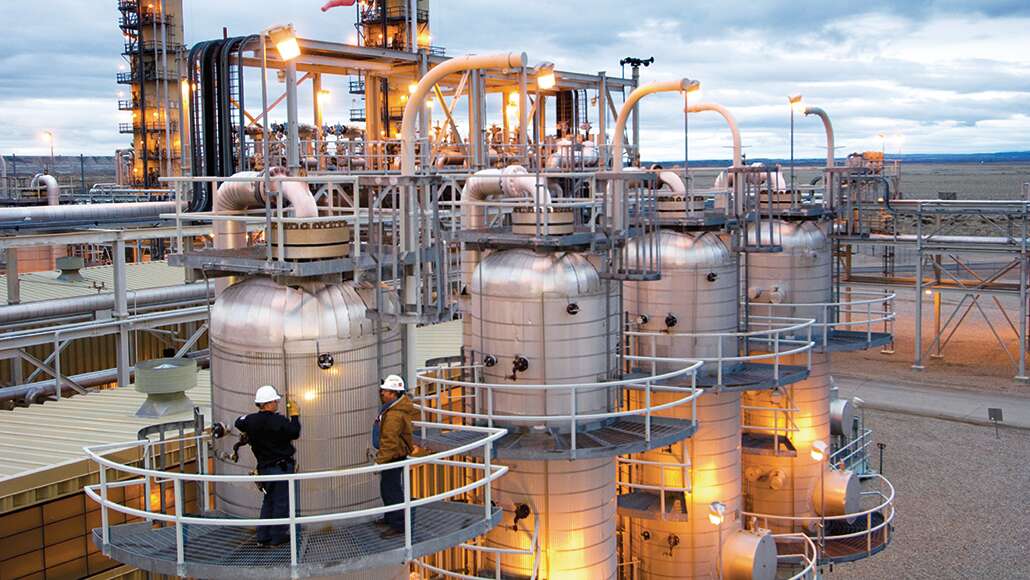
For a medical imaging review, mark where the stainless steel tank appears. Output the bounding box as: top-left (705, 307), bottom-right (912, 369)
top-left (210, 276), bottom-right (403, 580)
top-left (742, 219), bottom-right (856, 531)
top-left (466, 249), bottom-right (619, 429)
top-left (624, 230), bottom-right (739, 375)
top-left (467, 249), bottom-right (619, 579)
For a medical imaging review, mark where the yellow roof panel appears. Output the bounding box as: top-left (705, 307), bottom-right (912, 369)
top-left (0, 260), bottom-right (188, 304)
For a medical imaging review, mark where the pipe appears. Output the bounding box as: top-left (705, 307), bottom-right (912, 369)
top-left (546, 139), bottom-right (599, 169)
top-left (686, 102), bottom-right (741, 168)
top-left (0, 350), bottom-right (210, 405)
top-left (657, 170), bottom-right (685, 194)
top-left (399, 51), bottom-right (528, 389)
top-left (0, 201), bottom-right (177, 227)
top-left (611, 79), bottom-right (698, 228)
top-left (803, 106), bottom-right (835, 168)
top-left (213, 170), bottom-right (317, 252)
top-left (0, 281), bottom-right (212, 325)
top-left (30, 173), bottom-right (60, 206)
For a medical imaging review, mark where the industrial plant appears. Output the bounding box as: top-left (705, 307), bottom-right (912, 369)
top-left (3, 1), bottom-right (1029, 579)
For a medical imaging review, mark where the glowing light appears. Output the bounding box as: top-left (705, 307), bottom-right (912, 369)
top-left (42, 131), bottom-right (53, 144)
top-left (708, 501), bottom-right (726, 526)
top-left (400, 94), bottom-right (408, 103)
top-left (417, 31), bottom-right (431, 47)
top-left (268, 25), bottom-right (301, 61)
top-left (317, 88), bottom-right (331, 106)
top-left (180, 79), bottom-right (190, 99)
top-left (810, 440), bottom-right (828, 462)
top-left (303, 391), bottom-right (317, 402)
top-left (789, 94), bottom-right (805, 115)
top-left (508, 92), bottom-right (520, 106)
top-left (536, 63), bottom-right (556, 91)
top-left (408, 82), bottom-right (418, 95)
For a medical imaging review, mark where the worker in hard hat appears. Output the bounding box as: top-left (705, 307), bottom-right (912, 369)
top-left (371, 374), bottom-right (418, 539)
top-left (234, 385), bottom-right (301, 547)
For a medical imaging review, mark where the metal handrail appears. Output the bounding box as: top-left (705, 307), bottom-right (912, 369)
top-left (414, 517), bottom-right (541, 579)
top-left (752, 291), bottom-right (896, 348)
top-left (625, 316), bottom-right (815, 387)
top-left (771, 532), bottom-right (819, 579)
top-left (743, 474), bottom-right (895, 555)
top-left (415, 359), bottom-right (703, 452)
top-left (84, 421), bottom-right (509, 571)
top-left (830, 428), bottom-right (873, 471)
top-left (616, 456), bottom-right (691, 521)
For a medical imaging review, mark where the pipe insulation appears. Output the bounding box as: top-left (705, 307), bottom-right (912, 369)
top-left (0, 201), bottom-right (178, 226)
top-left (0, 281), bottom-right (212, 325)
top-left (30, 173), bottom-right (60, 206)
top-left (213, 169), bottom-right (318, 252)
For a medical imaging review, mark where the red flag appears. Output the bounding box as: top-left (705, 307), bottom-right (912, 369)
top-left (321, 0), bottom-right (356, 12)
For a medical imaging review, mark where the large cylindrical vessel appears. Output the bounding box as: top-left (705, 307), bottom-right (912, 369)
top-left (624, 231), bottom-right (738, 375)
top-left (466, 249), bottom-right (619, 429)
top-left (209, 276), bottom-right (403, 578)
top-left (467, 249), bottom-right (619, 579)
top-left (742, 219), bottom-right (856, 530)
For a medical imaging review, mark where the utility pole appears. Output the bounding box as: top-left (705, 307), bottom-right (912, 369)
top-left (619, 57), bottom-right (653, 167)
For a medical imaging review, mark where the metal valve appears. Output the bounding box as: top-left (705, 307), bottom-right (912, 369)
top-left (317, 352), bottom-right (335, 370)
top-left (510, 355), bottom-right (529, 379)
top-left (637, 314), bottom-right (649, 325)
top-left (566, 303), bottom-right (580, 315)
top-left (706, 272), bottom-right (718, 282)
top-left (512, 503), bottom-right (531, 531)
top-left (483, 354), bottom-right (498, 367)
top-left (640, 530), bottom-right (651, 541)
top-left (665, 313), bottom-right (678, 328)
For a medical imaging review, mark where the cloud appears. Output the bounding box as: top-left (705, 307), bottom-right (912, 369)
top-left (0, 0), bottom-right (1027, 159)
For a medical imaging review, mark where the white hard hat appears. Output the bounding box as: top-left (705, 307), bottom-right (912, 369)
top-left (380, 374), bottom-right (405, 392)
top-left (254, 385), bottom-right (282, 404)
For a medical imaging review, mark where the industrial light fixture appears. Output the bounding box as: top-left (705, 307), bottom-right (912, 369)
top-left (408, 82), bottom-right (419, 95)
top-left (708, 501), bottom-right (726, 526)
top-left (268, 25), bottom-right (301, 61)
top-left (789, 94), bottom-right (805, 114)
top-left (536, 62), bottom-right (557, 90)
top-left (317, 89), bottom-right (331, 106)
top-left (810, 440), bottom-right (828, 462)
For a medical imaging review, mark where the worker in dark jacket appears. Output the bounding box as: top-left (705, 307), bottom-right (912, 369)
top-left (372, 374), bottom-right (418, 539)
top-left (235, 385), bottom-right (300, 547)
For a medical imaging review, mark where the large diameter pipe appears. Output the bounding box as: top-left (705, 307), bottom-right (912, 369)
top-left (611, 79), bottom-right (698, 229)
top-left (687, 102), bottom-right (742, 168)
top-left (803, 106), bottom-right (834, 168)
top-left (0, 201), bottom-right (177, 226)
top-left (398, 51), bottom-right (528, 388)
top-left (30, 173), bottom-right (60, 206)
top-left (0, 282), bottom-right (212, 325)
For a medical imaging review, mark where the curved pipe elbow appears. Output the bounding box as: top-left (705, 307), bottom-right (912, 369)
top-left (658, 171), bottom-right (686, 194)
top-left (803, 106), bottom-right (835, 168)
top-left (31, 173), bottom-right (60, 206)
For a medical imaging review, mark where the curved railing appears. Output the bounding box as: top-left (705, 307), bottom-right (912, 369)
top-left (771, 532), bottom-right (820, 579)
top-left (414, 517), bottom-right (541, 580)
top-left (830, 428), bottom-right (873, 472)
top-left (750, 292), bottom-right (896, 350)
top-left (616, 456), bottom-right (691, 519)
top-left (743, 473), bottom-right (895, 562)
top-left (414, 358), bottom-right (704, 452)
top-left (625, 316), bottom-right (815, 386)
top-left (84, 421), bottom-right (508, 571)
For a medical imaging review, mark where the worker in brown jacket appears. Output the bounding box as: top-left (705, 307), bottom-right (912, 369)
top-left (371, 374), bottom-right (418, 539)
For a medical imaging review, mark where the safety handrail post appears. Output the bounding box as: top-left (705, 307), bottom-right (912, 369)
top-left (570, 387), bottom-right (578, 453)
top-left (288, 476), bottom-right (298, 569)
top-left (403, 463), bottom-right (413, 560)
top-left (484, 440), bottom-right (492, 523)
top-left (99, 464), bottom-right (110, 549)
top-left (143, 441), bottom-right (153, 523)
top-left (198, 435), bottom-right (210, 513)
top-left (774, 331), bottom-right (781, 380)
top-left (173, 478), bottom-right (184, 572)
top-left (717, 338), bottom-right (724, 386)
top-left (644, 380), bottom-right (652, 443)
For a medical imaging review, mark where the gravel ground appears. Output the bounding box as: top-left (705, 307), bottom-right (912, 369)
top-left (828, 409), bottom-right (1030, 580)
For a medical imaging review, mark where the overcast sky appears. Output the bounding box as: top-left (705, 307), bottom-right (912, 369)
top-left (2, 0), bottom-right (1029, 160)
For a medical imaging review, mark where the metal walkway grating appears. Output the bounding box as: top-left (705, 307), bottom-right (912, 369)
top-left (93, 502), bottom-right (502, 579)
top-left (693, 362), bottom-right (809, 391)
top-left (419, 415), bottom-right (697, 460)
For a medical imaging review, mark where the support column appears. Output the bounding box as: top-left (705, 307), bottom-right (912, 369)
top-left (912, 218), bottom-right (925, 370)
top-left (630, 65), bottom-right (640, 166)
top-left (1018, 250), bottom-right (1028, 381)
top-left (597, 72), bottom-right (608, 170)
top-left (285, 61), bottom-right (300, 173)
top-left (313, 73), bottom-right (324, 171)
top-left (6, 248), bottom-right (20, 305)
top-left (114, 235), bottom-right (131, 388)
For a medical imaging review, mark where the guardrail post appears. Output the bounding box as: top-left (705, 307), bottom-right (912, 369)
top-left (288, 475), bottom-right (298, 570)
top-left (143, 442), bottom-right (153, 523)
top-left (403, 463), bottom-right (413, 561)
top-left (773, 331), bottom-right (780, 381)
top-left (866, 301), bottom-right (873, 345)
top-left (570, 387), bottom-right (578, 455)
top-left (484, 439), bottom-right (493, 523)
top-left (644, 381), bottom-right (652, 443)
top-left (173, 478), bottom-right (185, 576)
top-left (199, 436), bottom-right (210, 513)
top-left (99, 465), bottom-right (110, 549)
top-left (806, 324), bottom-right (813, 369)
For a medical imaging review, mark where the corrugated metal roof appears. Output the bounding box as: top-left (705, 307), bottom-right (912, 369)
top-left (0, 322), bottom-right (461, 504)
top-left (0, 372), bottom-right (211, 483)
top-left (0, 260), bottom-right (187, 303)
